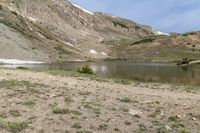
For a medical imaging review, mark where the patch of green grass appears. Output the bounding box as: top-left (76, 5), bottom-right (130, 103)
top-left (0, 80), bottom-right (48, 92)
top-left (0, 120), bottom-right (30, 133)
top-left (70, 110), bottom-right (82, 115)
top-left (72, 123), bottom-right (81, 129)
top-left (114, 79), bottom-right (131, 85)
top-left (53, 108), bottom-right (82, 115)
top-left (168, 116), bottom-right (180, 122)
top-left (9, 110), bottom-right (21, 117)
top-left (0, 80), bottom-right (30, 89)
top-left (98, 123), bottom-right (108, 130)
top-left (120, 97), bottom-right (132, 103)
top-left (83, 103), bottom-right (101, 114)
top-left (64, 97), bottom-right (74, 104)
top-left (22, 99), bottom-right (35, 106)
top-left (138, 123), bottom-right (147, 132)
top-left (121, 108), bottom-right (129, 112)
top-left (48, 70), bottom-right (108, 83)
top-left (53, 108), bottom-right (70, 114)
top-left (79, 91), bottom-right (92, 96)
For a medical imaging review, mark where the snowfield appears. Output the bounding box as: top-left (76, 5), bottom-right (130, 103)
top-left (90, 49), bottom-right (98, 54)
top-left (152, 28), bottom-right (170, 36)
top-left (72, 3), bottom-right (94, 15)
top-left (0, 59), bottom-right (44, 65)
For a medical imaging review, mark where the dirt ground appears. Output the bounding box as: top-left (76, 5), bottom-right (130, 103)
top-left (0, 68), bottom-right (199, 133)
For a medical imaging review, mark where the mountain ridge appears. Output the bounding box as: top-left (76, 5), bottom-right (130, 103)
top-left (0, 0), bottom-right (199, 63)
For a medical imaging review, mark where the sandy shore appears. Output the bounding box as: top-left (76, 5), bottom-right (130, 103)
top-left (0, 68), bottom-right (199, 133)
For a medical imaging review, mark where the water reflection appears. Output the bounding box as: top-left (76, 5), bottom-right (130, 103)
top-left (1, 61), bottom-right (200, 85)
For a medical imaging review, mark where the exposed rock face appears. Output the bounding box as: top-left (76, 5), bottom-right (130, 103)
top-left (0, 0), bottom-right (199, 62)
top-left (0, 0), bottom-right (159, 62)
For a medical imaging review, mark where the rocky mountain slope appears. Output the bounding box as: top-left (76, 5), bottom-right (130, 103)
top-left (115, 31), bottom-right (200, 62)
top-left (0, 0), bottom-right (199, 62)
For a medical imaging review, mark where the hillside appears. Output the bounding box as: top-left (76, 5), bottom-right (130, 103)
top-left (0, 0), bottom-right (159, 62)
top-left (0, 0), bottom-right (199, 63)
top-left (113, 32), bottom-right (200, 62)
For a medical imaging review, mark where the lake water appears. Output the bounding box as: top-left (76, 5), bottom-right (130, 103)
top-left (2, 61), bottom-right (200, 85)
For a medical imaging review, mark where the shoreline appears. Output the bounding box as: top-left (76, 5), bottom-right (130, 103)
top-left (0, 68), bottom-right (199, 132)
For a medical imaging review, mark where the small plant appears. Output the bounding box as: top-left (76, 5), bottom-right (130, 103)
top-left (53, 108), bottom-right (70, 114)
top-left (64, 97), bottom-right (74, 104)
top-left (98, 123), bottom-right (108, 130)
top-left (70, 110), bottom-right (82, 115)
top-left (22, 99), bottom-right (35, 106)
top-left (168, 116), bottom-right (180, 122)
top-left (72, 123), bottom-right (81, 129)
top-left (121, 108), bottom-right (129, 112)
top-left (120, 97), bottom-right (132, 103)
top-left (0, 120), bottom-right (30, 132)
top-left (114, 79), bottom-right (131, 85)
top-left (9, 110), bottom-right (21, 117)
top-left (53, 108), bottom-right (82, 115)
top-left (77, 65), bottom-right (94, 74)
top-left (79, 91), bottom-right (92, 96)
top-left (124, 121), bottom-right (131, 125)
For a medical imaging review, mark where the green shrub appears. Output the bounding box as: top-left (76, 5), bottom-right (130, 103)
top-left (16, 67), bottom-right (29, 70)
top-left (120, 97), bottom-right (132, 103)
top-left (53, 108), bottom-right (70, 114)
top-left (77, 65), bottom-right (94, 74)
top-left (0, 121), bottom-right (30, 132)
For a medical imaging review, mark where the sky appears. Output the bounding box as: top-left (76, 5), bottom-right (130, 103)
top-left (70, 0), bottom-right (200, 33)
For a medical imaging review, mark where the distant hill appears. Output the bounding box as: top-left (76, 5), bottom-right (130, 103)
top-left (0, 0), bottom-right (199, 62)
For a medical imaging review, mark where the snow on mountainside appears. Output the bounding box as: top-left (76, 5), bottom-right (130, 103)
top-left (0, 59), bottom-right (44, 65)
top-left (71, 3), bottom-right (94, 15)
top-left (151, 28), bottom-right (170, 36)
top-left (1, 0), bottom-right (198, 62)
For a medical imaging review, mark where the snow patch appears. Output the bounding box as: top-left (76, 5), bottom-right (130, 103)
top-left (0, 59), bottom-right (44, 65)
top-left (111, 15), bottom-right (118, 18)
top-left (152, 28), bottom-right (170, 36)
top-left (90, 49), bottom-right (98, 55)
top-left (27, 17), bottom-right (37, 22)
top-left (101, 52), bottom-right (107, 56)
top-left (72, 3), bottom-right (93, 15)
top-left (65, 42), bottom-right (74, 47)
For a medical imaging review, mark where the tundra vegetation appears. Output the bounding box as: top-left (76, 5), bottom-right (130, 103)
top-left (0, 68), bottom-right (199, 132)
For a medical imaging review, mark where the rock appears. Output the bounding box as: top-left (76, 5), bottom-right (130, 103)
top-left (49, 94), bottom-right (56, 98)
top-left (129, 109), bottom-right (143, 116)
top-left (177, 115), bottom-right (181, 119)
top-left (192, 117), bottom-right (197, 121)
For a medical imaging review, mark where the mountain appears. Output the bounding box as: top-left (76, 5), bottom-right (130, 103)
top-left (0, 0), bottom-right (199, 62)
top-left (116, 31), bottom-right (200, 62)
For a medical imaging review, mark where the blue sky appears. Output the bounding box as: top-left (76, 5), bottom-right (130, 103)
top-left (70, 0), bottom-right (200, 33)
